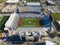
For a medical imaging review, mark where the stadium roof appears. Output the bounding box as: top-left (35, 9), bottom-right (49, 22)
top-left (17, 27), bottom-right (50, 32)
top-left (18, 5), bottom-right (41, 18)
top-left (6, 0), bottom-right (19, 3)
top-left (5, 13), bottom-right (18, 27)
top-left (19, 13), bottom-right (40, 18)
top-left (18, 5), bottom-right (41, 13)
top-left (27, 2), bottom-right (40, 6)
top-left (19, 13), bottom-right (48, 18)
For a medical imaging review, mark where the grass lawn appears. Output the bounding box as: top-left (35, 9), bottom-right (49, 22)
top-left (52, 13), bottom-right (60, 21)
top-left (18, 18), bottom-right (41, 27)
top-left (0, 0), bottom-right (6, 3)
top-left (0, 17), bottom-right (2, 21)
top-left (0, 16), bottom-right (9, 30)
top-left (27, 0), bottom-right (38, 2)
top-left (0, 30), bottom-right (3, 33)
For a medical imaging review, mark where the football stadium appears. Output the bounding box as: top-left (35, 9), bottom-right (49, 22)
top-left (3, 2), bottom-right (52, 44)
top-left (4, 2), bottom-right (51, 31)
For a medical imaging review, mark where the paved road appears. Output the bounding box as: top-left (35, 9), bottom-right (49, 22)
top-left (0, 14), bottom-right (10, 17)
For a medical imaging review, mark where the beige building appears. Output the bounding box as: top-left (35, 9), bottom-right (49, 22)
top-left (0, 3), bottom-right (5, 12)
top-left (2, 5), bottom-right (17, 13)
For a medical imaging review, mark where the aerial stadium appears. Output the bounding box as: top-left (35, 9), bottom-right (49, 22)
top-left (3, 1), bottom-right (52, 44)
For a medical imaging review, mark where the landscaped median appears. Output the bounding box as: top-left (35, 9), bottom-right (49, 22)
top-left (52, 13), bottom-right (60, 21)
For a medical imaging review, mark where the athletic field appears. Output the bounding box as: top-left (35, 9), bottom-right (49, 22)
top-left (18, 18), bottom-right (41, 27)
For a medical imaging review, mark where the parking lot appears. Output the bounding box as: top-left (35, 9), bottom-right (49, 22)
top-left (47, 6), bottom-right (60, 13)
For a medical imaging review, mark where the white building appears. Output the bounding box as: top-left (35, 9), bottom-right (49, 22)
top-left (45, 40), bottom-right (57, 45)
top-left (4, 13), bottom-right (19, 31)
top-left (57, 21), bottom-right (60, 24)
top-left (47, 0), bottom-right (56, 5)
top-left (6, 0), bottom-right (19, 4)
top-left (27, 2), bottom-right (40, 6)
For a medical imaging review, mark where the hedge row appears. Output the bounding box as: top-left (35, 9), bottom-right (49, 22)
top-left (0, 16), bottom-right (9, 30)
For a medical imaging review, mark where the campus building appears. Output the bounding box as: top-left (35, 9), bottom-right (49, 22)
top-left (6, 0), bottom-right (19, 4)
top-left (4, 13), bottom-right (19, 31)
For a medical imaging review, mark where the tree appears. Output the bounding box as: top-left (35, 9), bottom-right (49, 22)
top-left (50, 31), bottom-right (58, 38)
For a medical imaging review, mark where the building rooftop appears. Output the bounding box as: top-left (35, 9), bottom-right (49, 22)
top-left (6, 0), bottom-right (19, 3)
top-left (2, 5), bottom-right (17, 13)
top-left (18, 4), bottom-right (42, 18)
top-left (47, 0), bottom-right (56, 4)
top-left (45, 40), bottom-right (56, 45)
top-left (4, 13), bottom-right (19, 30)
top-left (27, 2), bottom-right (40, 6)
top-left (18, 5), bottom-right (41, 13)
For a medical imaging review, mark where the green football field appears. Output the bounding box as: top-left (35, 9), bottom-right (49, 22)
top-left (19, 18), bottom-right (41, 27)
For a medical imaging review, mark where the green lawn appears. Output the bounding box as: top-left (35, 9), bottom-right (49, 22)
top-left (0, 16), bottom-right (9, 30)
top-left (0, 17), bottom-right (2, 21)
top-left (52, 13), bottom-right (60, 21)
top-left (27, 0), bottom-right (38, 2)
top-left (0, 30), bottom-right (3, 33)
top-left (19, 18), bottom-right (41, 27)
top-left (0, 0), bottom-right (6, 3)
